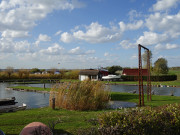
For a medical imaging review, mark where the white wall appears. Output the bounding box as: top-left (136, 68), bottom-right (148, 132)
top-left (79, 75), bottom-right (89, 81)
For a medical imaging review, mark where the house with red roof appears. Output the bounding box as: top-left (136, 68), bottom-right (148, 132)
top-left (122, 69), bottom-right (148, 76)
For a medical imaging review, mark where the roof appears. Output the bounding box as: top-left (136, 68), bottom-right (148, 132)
top-left (122, 69), bottom-right (148, 76)
top-left (79, 69), bottom-right (99, 75)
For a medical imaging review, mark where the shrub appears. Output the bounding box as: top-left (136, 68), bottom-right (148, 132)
top-left (49, 80), bottom-right (110, 111)
top-left (98, 103), bottom-right (180, 135)
top-left (121, 75), bottom-right (177, 81)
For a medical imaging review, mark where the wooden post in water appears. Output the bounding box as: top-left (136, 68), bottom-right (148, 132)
top-left (52, 98), bottom-right (55, 110)
top-left (43, 83), bottom-right (46, 89)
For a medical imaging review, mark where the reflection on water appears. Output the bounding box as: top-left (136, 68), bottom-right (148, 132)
top-left (110, 85), bottom-right (180, 96)
top-left (0, 82), bottom-right (180, 109)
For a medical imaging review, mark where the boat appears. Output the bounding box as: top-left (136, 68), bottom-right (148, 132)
top-left (102, 75), bottom-right (121, 81)
top-left (0, 97), bottom-right (16, 106)
top-left (0, 103), bottom-right (27, 113)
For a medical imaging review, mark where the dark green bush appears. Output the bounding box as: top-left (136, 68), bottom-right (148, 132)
top-left (121, 75), bottom-right (177, 81)
top-left (98, 103), bottom-right (180, 135)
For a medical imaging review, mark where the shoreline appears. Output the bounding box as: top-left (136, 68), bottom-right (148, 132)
top-left (5, 87), bottom-right (50, 93)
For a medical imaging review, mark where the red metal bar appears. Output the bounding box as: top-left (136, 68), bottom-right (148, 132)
top-left (138, 45), bottom-right (141, 106)
top-left (138, 44), bottom-right (152, 106)
top-left (148, 51), bottom-right (152, 101)
top-left (147, 50), bottom-right (149, 101)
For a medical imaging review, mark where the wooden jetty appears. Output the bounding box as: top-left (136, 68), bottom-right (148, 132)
top-left (0, 103), bottom-right (27, 113)
top-left (0, 97), bottom-right (16, 106)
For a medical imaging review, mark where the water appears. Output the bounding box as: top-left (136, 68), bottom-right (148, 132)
top-left (1, 82), bottom-right (180, 109)
top-left (110, 85), bottom-right (180, 96)
top-left (0, 83), bottom-right (50, 109)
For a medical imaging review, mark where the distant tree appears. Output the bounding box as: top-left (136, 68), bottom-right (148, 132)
top-left (142, 50), bottom-right (152, 68)
top-left (30, 68), bottom-right (40, 74)
top-left (48, 68), bottom-right (57, 75)
top-left (5, 66), bottom-right (14, 78)
top-left (154, 58), bottom-right (169, 74)
top-left (40, 69), bottom-right (45, 73)
top-left (17, 69), bottom-right (24, 78)
top-left (106, 65), bottom-right (123, 75)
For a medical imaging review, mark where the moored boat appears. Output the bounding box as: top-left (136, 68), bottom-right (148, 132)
top-left (0, 97), bottom-right (16, 106)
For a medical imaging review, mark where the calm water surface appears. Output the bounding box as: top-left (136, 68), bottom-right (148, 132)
top-left (0, 83), bottom-right (51, 109)
top-left (0, 83), bottom-right (180, 109)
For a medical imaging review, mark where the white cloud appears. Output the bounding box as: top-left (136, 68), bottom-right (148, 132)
top-left (38, 34), bottom-right (51, 42)
top-left (136, 31), bottom-right (170, 46)
top-left (69, 46), bottom-right (95, 55)
top-left (39, 43), bottom-right (64, 55)
top-left (155, 43), bottom-right (179, 50)
top-left (151, 0), bottom-right (179, 12)
top-left (60, 32), bottom-right (74, 43)
top-left (55, 30), bottom-right (62, 36)
top-left (0, 0), bottom-right (84, 37)
top-left (61, 22), bottom-right (122, 44)
top-left (119, 20), bottom-right (143, 32)
top-left (119, 40), bottom-right (136, 49)
top-left (104, 52), bottom-right (109, 57)
top-left (69, 46), bottom-right (81, 54)
top-left (1, 30), bottom-right (29, 38)
top-left (128, 10), bottom-right (142, 21)
top-left (146, 12), bottom-right (180, 38)
top-left (0, 37), bottom-right (31, 53)
top-left (85, 50), bottom-right (95, 54)
top-left (35, 34), bottom-right (51, 46)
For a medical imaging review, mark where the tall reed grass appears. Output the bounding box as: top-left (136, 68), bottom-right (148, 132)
top-left (49, 80), bottom-right (110, 111)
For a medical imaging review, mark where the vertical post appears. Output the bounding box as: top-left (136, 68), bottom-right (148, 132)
top-left (43, 83), bottom-right (46, 89)
top-left (148, 51), bottom-right (152, 101)
top-left (147, 50), bottom-right (149, 101)
top-left (52, 98), bottom-right (55, 110)
top-left (138, 45), bottom-right (142, 106)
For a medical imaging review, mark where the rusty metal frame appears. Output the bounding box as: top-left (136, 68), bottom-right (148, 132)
top-left (138, 44), bottom-right (151, 106)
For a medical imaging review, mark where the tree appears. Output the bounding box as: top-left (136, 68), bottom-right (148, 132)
top-left (154, 58), bottom-right (169, 74)
top-left (142, 50), bottom-right (152, 68)
top-left (106, 65), bottom-right (123, 75)
top-left (30, 68), bottom-right (40, 74)
top-left (5, 66), bottom-right (14, 78)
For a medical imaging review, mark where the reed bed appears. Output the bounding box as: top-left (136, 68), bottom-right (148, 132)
top-left (49, 80), bottom-right (110, 111)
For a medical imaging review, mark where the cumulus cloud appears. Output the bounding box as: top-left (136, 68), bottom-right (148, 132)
top-left (60, 32), bottom-right (74, 43)
top-left (68, 46), bottom-right (95, 55)
top-left (55, 30), bottom-right (62, 36)
top-left (146, 12), bottom-right (180, 38)
top-left (60, 22), bottom-right (122, 44)
top-left (155, 43), bottom-right (179, 50)
top-left (151, 0), bottom-right (179, 12)
top-left (35, 34), bottom-right (51, 46)
top-left (136, 31), bottom-right (170, 46)
top-left (119, 20), bottom-right (143, 32)
top-left (119, 40), bottom-right (136, 49)
top-left (1, 30), bottom-right (29, 38)
top-left (39, 43), bottom-right (64, 55)
top-left (128, 10), bottom-right (142, 21)
top-left (0, 37), bottom-right (31, 53)
top-left (0, 0), bottom-right (84, 38)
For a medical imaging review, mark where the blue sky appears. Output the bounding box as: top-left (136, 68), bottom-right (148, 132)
top-left (0, 0), bottom-right (180, 69)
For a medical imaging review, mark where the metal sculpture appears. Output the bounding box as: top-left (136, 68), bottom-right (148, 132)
top-left (138, 44), bottom-right (151, 106)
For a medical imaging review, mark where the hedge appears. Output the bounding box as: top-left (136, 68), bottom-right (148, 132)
top-left (121, 75), bottom-right (177, 81)
top-left (98, 103), bottom-right (180, 135)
